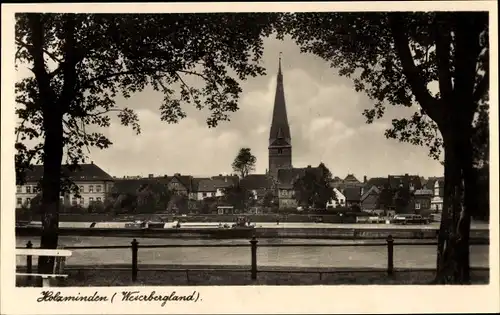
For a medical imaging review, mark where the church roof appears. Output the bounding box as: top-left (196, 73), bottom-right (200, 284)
top-left (269, 56), bottom-right (291, 145)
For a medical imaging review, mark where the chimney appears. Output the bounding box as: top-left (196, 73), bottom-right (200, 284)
top-left (307, 165), bottom-right (311, 168)
top-left (219, 174), bottom-right (222, 176)
top-left (148, 174), bottom-right (154, 178)
top-left (174, 173), bottom-right (180, 177)
top-left (363, 175), bottom-right (367, 183)
top-left (91, 161), bottom-right (94, 164)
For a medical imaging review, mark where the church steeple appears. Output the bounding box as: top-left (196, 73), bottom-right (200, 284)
top-left (269, 53), bottom-right (291, 146)
top-left (268, 53), bottom-right (292, 178)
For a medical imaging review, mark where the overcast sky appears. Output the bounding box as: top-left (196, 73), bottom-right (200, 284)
top-left (16, 34), bottom-right (444, 180)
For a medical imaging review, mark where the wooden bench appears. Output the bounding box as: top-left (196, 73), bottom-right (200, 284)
top-left (16, 248), bottom-right (72, 287)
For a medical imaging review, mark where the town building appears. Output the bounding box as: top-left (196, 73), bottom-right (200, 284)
top-left (426, 177), bottom-right (444, 212)
top-left (15, 162), bottom-right (114, 208)
top-left (413, 188), bottom-right (433, 213)
top-left (360, 185), bottom-right (381, 210)
top-left (326, 188), bottom-right (346, 208)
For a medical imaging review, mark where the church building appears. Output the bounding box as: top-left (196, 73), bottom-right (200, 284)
top-left (268, 56), bottom-right (293, 178)
top-left (267, 56), bottom-right (322, 209)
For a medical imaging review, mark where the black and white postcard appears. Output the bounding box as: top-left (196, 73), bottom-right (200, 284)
top-left (1, 1), bottom-right (498, 314)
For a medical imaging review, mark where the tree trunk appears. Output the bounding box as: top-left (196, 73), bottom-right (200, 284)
top-left (434, 125), bottom-right (473, 284)
top-left (38, 112), bottom-right (64, 274)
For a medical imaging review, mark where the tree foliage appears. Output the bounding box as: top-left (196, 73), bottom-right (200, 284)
top-left (277, 12), bottom-right (488, 161)
top-left (15, 13), bottom-right (280, 273)
top-left (223, 183), bottom-right (255, 210)
top-left (377, 185), bottom-right (394, 210)
top-left (231, 147), bottom-right (257, 178)
top-left (278, 12), bottom-right (489, 283)
top-left (293, 163), bottom-right (335, 209)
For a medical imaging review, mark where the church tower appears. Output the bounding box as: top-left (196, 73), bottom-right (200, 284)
top-left (268, 54), bottom-right (292, 179)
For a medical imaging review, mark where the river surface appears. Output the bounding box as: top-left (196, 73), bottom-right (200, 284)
top-left (16, 236), bottom-right (489, 269)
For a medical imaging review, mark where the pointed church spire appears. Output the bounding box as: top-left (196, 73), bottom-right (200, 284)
top-left (269, 52), bottom-right (291, 146)
top-left (278, 51), bottom-right (282, 75)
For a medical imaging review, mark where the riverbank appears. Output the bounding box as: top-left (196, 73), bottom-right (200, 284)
top-left (16, 224), bottom-right (490, 240)
top-left (16, 265), bottom-right (489, 286)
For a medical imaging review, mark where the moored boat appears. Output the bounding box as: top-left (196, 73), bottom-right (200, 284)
top-left (391, 214), bottom-right (430, 225)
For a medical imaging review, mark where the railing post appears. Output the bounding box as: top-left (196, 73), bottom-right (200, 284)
top-left (387, 234), bottom-right (394, 276)
top-left (131, 239), bottom-right (138, 282)
top-left (26, 241), bottom-right (33, 283)
top-left (250, 236), bottom-right (258, 280)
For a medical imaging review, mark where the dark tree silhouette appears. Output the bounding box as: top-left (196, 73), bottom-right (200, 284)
top-left (15, 13), bottom-right (280, 273)
top-left (278, 11), bottom-right (489, 283)
top-left (232, 147), bottom-right (257, 178)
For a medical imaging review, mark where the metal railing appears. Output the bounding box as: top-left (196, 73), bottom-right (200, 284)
top-left (19, 235), bottom-right (487, 282)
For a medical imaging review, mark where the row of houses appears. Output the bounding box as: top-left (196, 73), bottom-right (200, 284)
top-left (328, 174), bottom-right (444, 213)
top-left (15, 163), bottom-right (444, 213)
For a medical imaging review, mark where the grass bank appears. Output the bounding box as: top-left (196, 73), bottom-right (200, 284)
top-left (16, 265), bottom-right (489, 286)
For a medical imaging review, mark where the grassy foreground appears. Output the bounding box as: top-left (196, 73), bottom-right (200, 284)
top-left (17, 266), bottom-right (489, 286)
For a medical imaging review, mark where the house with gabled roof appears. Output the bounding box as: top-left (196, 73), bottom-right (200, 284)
top-left (364, 177), bottom-right (389, 190)
top-left (196, 176), bottom-right (237, 200)
top-left (388, 174), bottom-right (422, 192)
top-left (343, 187), bottom-right (362, 208)
top-left (326, 187), bottom-right (346, 208)
top-left (16, 162), bottom-right (114, 208)
top-left (240, 174), bottom-right (274, 202)
top-left (360, 185), bottom-right (381, 210)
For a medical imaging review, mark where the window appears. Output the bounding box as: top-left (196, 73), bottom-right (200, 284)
top-left (26, 198), bottom-right (31, 206)
top-left (278, 149), bottom-right (283, 154)
top-left (25, 186), bottom-right (31, 194)
top-left (72, 198), bottom-right (77, 206)
top-left (17, 186), bottom-right (22, 193)
top-left (80, 197), bottom-right (85, 205)
top-left (97, 197), bottom-right (101, 202)
top-left (17, 198), bottom-right (22, 206)
top-left (415, 202), bottom-right (421, 210)
top-left (96, 185), bottom-right (102, 193)
top-left (89, 197), bottom-right (94, 204)
top-left (202, 192), bottom-right (207, 197)
top-left (89, 185), bottom-right (94, 193)
top-left (79, 186), bottom-right (84, 193)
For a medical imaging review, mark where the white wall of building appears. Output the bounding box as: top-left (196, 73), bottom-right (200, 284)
top-left (327, 188), bottom-right (346, 208)
top-left (16, 180), bottom-right (111, 208)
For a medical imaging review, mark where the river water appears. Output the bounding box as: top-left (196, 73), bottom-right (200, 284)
top-left (16, 236), bottom-right (489, 269)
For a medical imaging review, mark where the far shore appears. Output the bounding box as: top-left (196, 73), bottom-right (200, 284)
top-left (16, 220), bottom-right (490, 241)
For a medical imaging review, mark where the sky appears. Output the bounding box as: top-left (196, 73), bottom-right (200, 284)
top-left (15, 34), bottom-right (444, 180)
